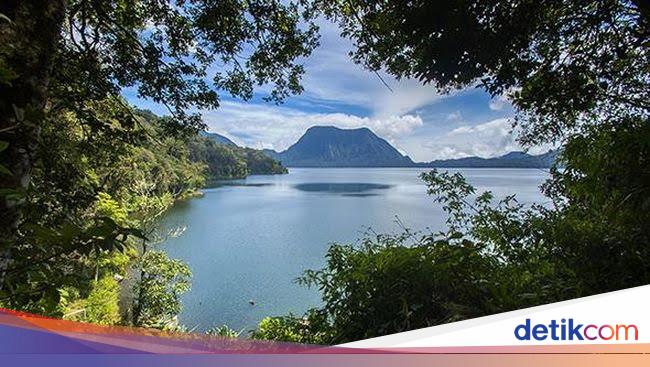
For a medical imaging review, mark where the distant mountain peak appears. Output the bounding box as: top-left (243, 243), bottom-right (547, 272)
top-left (267, 125), bottom-right (413, 167)
top-left (418, 149), bottom-right (558, 168)
top-left (306, 125), bottom-right (369, 132)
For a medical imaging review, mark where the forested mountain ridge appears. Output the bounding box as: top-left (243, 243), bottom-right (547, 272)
top-left (416, 149), bottom-right (559, 168)
top-left (192, 130), bottom-right (287, 179)
top-left (264, 126), bottom-right (414, 167)
top-left (199, 131), bottom-right (238, 147)
top-left (134, 110), bottom-right (287, 180)
top-left (189, 135), bottom-right (287, 180)
top-left (263, 125), bottom-right (558, 168)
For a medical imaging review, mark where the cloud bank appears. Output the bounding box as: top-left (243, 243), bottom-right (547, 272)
top-left (202, 101), bottom-right (423, 152)
top-left (420, 118), bottom-right (552, 160)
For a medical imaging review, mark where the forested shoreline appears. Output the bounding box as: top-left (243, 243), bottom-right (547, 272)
top-left (0, 99), bottom-right (285, 329)
top-left (189, 134), bottom-right (287, 181)
top-left (1, 0), bottom-right (648, 344)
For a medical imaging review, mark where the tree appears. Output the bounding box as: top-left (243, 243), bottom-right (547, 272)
top-left (254, 0), bottom-right (649, 343)
top-left (313, 0), bottom-right (648, 144)
top-left (0, 1), bottom-right (67, 275)
top-left (132, 250), bottom-right (191, 330)
top-left (0, 0), bottom-right (319, 266)
top-left (0, 102), bottom-right (202, 315)
top-left (307, 1), bottom-right (649, 291)
top-left (297, 231), bottom-right (498, 342)
top-left (187, 136), bottom-right (287, 180)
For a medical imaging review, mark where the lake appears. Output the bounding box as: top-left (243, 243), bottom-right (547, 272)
top-left (157, 168), bottom-right (550, 332)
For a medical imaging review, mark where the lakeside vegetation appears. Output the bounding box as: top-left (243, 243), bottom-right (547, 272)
top-left (189, 135), bottom-right (287, 181)
top-left (1, 0), bottom-right (648, 343)
top-left (248, 0), bottom-right (649, 343)
top-left (0, 98), bottom-right (284, 329)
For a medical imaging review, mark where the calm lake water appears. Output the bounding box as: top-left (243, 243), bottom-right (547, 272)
top-left (158, 168), bottom-right (550, 332)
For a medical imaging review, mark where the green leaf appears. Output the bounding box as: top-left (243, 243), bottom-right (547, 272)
top-left (0, 164), bottom-right (12, 176)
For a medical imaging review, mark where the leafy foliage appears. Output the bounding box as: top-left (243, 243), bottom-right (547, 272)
top-left (206, 325), bottom-right (243, 338)
top-left (50, 0), bottom-right (319, 133)
top-left (188, 136), bottom-right (287, 180)
top-left (63, 276), bottom-right (121, 325)
top-left (251, 310), bottom-right (332, 344)
top-left (298, 234), bottom-right (497, 342)
top-left (314, 0), bottom-right (648, 145)
top-left (252, 1), bottom-right (648, 343)
top-left (0, 101), bottom-right (201, 324)
top-left (258, 119), bottom-right (649, 342)
top-left (132, 250), bottom-right (191, 330)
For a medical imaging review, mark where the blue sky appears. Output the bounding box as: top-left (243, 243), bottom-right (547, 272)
top-left (125, 19), bottom-right (546, 162)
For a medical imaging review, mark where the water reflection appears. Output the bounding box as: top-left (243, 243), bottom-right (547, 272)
top-left (342, 193), bottom-right (381, 197)
top-left (293, 182), bottom-right (392, 194)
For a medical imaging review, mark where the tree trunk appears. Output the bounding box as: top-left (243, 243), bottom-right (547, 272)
top-left (0, 0), bottom-right (66, 284)
top-left (132, 240), bottom-right (149, 326)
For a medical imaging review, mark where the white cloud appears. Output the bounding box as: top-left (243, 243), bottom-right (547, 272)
top-left (202, 101), bottom-right (423, 152)
top-left (419, 118), bottom-right (553, 160)
top-left (422, 118), bottom-right (518, 159)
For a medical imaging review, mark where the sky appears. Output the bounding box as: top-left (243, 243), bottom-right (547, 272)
top-left (125, 19), bottom-right (548, 162)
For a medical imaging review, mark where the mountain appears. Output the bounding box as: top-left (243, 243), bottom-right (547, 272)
top-left (262, 125), bottom-right (559, 168)
top-left (200, 131), bottom-right (237, 146)
top-left (266, 126), bottom-right (414, 167)
top-left (189, 135), bottom-right (286, 180)
top-left (416, 150), bottom-right (559, 168)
